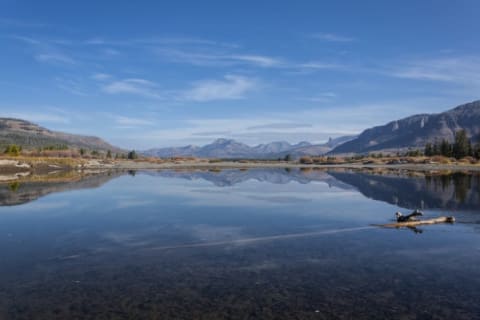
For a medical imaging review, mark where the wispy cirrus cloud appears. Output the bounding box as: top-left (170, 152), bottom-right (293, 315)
top-left (155, 47), bottom-right (282, 68)
top-left (183, 75), bottom-right (257, 101)
top-left (388, 56), bottom-right (480, 85)
top-left (91, 73), bottom-right (111, 81)
top-left (35, 52), bottom-right (76, 64)
top-left (310, 32), bottom-right (355, 42)
top-left (302, 92), bottom-right (337, 103)
top-left (230, 54), bottom-right (281, 67)
top-left (114, 115), bottom-right (154, 126)
top-left (192, 130), bottom-right (232, 136)
top-left (247, 123), bottom-right (312, 130)
top-left (9, 34), bottom-right (77, 65)
top-left (102, 78), bottom-right (162, 99)
top-left (297, 62), bottom-right (345, 70)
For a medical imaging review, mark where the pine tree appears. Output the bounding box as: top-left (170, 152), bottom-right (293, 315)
top-left (440, 139), bottom-right (451, 157)
top-left (473, 143), bottom-right (480, 160)
top-left (424, 143), bottom-right (433, 156)
top-left (453, 130), bottom-right (469, 159)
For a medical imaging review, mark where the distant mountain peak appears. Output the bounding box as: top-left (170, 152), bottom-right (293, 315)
top-left (331, 100), bottom-right (480, 154)
top-left (143, 136), bottom-right (355, 159)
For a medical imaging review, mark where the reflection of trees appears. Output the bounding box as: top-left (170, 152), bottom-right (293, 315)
top-left (0, 172), bottom-right (122, 206)
top-left (451, 173), bottom-right (471, 203)
top-left (329, 170), bottom-right (480, 211)
top-left (8, 181), bottom-right (20, 192)
top-left (425, 173), bottom-right (473, 204)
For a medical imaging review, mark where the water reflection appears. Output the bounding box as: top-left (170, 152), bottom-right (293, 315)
top-left (0, 170), bottom-right (123, 206)
top-left (0, 168), bottom-right (479, 319)
top-left (2, 168), bottom-right (479, 211)
top-left (329, 169), bottom-right (480, 211)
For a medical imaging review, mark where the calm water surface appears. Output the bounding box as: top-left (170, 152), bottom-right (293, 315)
top-left (1, 169), bottom-right (479, 319)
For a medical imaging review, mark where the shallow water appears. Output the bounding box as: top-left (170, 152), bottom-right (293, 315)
top-left (1, 169), bottom-right (479, 319)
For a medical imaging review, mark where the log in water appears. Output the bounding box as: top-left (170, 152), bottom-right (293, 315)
top-left (376, 216), bottom-right (455, 228)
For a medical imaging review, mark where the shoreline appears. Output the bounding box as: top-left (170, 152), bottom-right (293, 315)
top-left (1, 157), bottom-right (480, 176)
top-left (87, 160), bottom-right (480, 172)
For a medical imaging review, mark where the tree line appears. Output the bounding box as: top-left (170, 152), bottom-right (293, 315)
top-left (3, 143), bottom-right (140, 160)
top-left (424, 130), bottom-right (480, 159)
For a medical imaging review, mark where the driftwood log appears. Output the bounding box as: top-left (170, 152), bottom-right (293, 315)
top-left (376, 216), bottom-right (455, 228)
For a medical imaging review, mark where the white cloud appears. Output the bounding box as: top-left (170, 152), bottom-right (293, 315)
top-left (102, 78), bottom-right (162, 99)
top-left (114, 115), bottom-right (154, 126)
top-left (155, 48), bottom-right (282, 68)
top-left (121, 97), bottom-right (449, 148)
top-left (310, 33), bottom-right (355, 42)
top-left (91, 73), bottom-right (111, 81)
top-left (247, 123), bottom-right (312, 130)
top-left (230, 54), bottom-right (282, 67)
top-left (389, 56), bottom-right (480, 86)
top-left (35, 52), bottom-right (76, 64)
top-left (297, 62), bottom-right (344, 70)
top-left (183, 75), bottom-right (257, 101)
top-left (302, 92), bottom-right (337, 102)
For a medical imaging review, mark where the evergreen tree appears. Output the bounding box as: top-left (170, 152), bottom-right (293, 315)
top-left (106, 150), bottom-right (112, 159)
top-left (453, 130), bottom-right (469, 159)
top-left (424, 143), bottom-right (433, 156)
top-left (440, 139), bottom-right (452, 157)
top-left (127, 150), bottom-right (138, 160)
top-left (432, 140), bottom-right (439, 155)
top-left (473, 143), bottom-right (480, 160)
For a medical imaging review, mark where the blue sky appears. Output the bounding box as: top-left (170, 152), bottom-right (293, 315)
top-left (1, 0), bottom-right (479, 149)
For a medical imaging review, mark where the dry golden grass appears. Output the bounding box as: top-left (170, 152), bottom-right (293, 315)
top-left (0, 155), bottom-right (86, 167)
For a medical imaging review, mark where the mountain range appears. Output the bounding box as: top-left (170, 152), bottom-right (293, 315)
top-left (0, 118), bottom-right (122, 152)
top-left (143, 135), bottom-right (356, 159)
top-left (331, 100), bottom-right (480, 154)
top-left (1, 100), bottom-right (479, 157)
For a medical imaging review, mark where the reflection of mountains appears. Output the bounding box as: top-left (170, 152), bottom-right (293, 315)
top-left (329, 171), bottom-right (480, 211)
top-left (0, 171), bottom-right (122, 206)
top-left (2, 168), bottom-right (479, 212)
top-left (144, 168), bottom-right (354, 189)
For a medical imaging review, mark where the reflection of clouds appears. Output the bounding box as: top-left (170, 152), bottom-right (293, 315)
top-left (189, 189), bottom-right (232, 195)
top-left (21, 200), bottom-right (70, 211)
top-left (129, 173), bottom-right (361, 211)
top-left (247, 195), bottom-right (312, 204)
top-left (116, 199), bottom-right (154, 209)
top-left (190, 224), bottom-right (244, 242)
top-left (102, 231), bottom-right (154, 248)
top-left (148, 226), bottom-right (374, 251)
top-left (113, 195), bottom-right (155, 209)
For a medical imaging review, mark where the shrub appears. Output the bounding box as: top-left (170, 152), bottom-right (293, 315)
top-left (299, 156), bottom-right (313, 164)
top-left (4, 144), bottom-right (21, 156)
